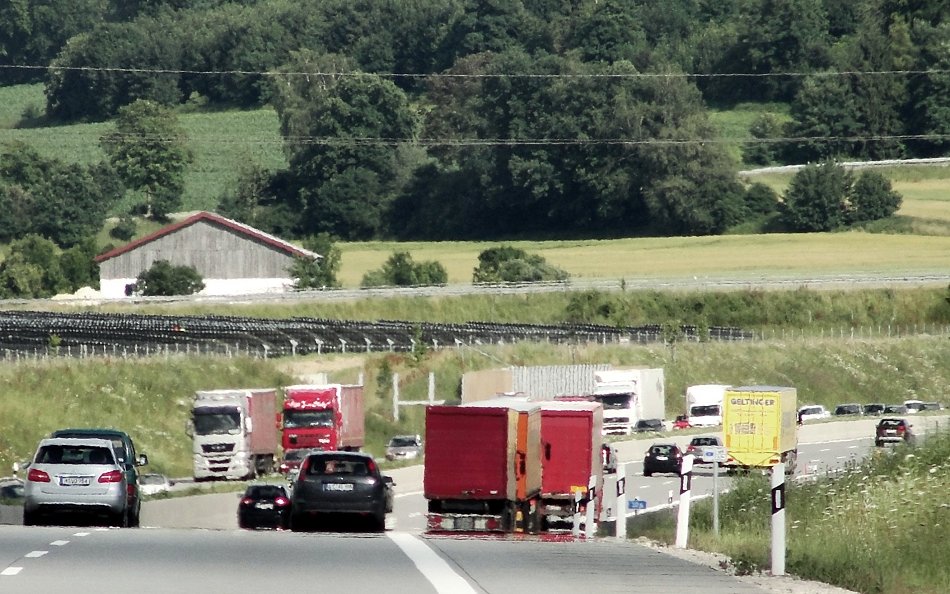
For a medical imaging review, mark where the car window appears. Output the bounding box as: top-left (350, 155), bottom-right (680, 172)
top-left (247, 485), bottom-right (286, 498)
top-left (650, 445), bottom-right (674, 455)
top-left (307, 457), bottom-right (371, 476)
top-left (389, 437), bottom-right (419, 447)
top-left (37, 445), bottom-right (113, 465)
top-left (691, 437), bottom-right (718, 446)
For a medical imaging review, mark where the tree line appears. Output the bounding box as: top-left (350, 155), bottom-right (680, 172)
top-left (0, 1), bottom-right (941, 254)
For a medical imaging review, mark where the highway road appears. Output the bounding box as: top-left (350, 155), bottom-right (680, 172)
top-left (1, 416), bottom-right (944, 593)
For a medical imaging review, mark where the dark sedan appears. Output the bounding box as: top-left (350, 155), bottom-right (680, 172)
top-left (290, 451), bottom-right (394, 532)
top-left (643, 443), bottom-right (684, 477)
top-left (238, 484), bottom-right (291, 530)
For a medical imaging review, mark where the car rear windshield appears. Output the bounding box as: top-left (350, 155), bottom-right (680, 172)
top-left (246, 485), bottom-right (286, 498)
top-left (691, 437), bottom-right (718, 446)
top-left (36, 445), bottom-right (114, 465)
top-left (878, 419), bottom-right (904, 428)
top-left (650, 445), bottom-right (676, 455)
top-left (306, 457), bottom-right (372, 476)
top-left (389, 437), bottom-right (419, 447)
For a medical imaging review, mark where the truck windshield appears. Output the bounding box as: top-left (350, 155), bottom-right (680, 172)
top-left (193, 407), bottom-right (242, 435)
top-left (596, 394), bottom-right (632, 410)
top-left (690, 405), bottom-right (720, 416)
top-left (284, 410), bottom-right (334, 428)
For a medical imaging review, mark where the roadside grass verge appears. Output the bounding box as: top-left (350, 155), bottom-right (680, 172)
top-left (628, 431), bottom-right (950, 594)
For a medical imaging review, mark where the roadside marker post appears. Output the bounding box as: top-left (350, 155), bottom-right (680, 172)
top-left (584, 475), bottom-right (597, 539)
top-left (615, 463), bottom-right (626, 541)
top-left (572, 491), bottom-right (582, 538)
top-left (675, 454), bottom-right (694, 548)
top-left (771, 462), bottom-right (786, 576)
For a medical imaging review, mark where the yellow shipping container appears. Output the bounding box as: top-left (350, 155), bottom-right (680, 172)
top-left (722, 386), bottom-right (798, 470)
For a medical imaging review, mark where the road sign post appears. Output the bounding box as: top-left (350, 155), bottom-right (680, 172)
top-left (701, 446), bottom-right (727, 538)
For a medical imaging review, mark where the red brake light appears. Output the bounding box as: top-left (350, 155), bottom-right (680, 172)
top-left (367, 459), bottom-right (377, 473)
top-left (98, 470), bottom-right (123, 483)
top-left (28, 468), bottom-right (50, 483)
top-left (274, 496), bottom-right (290, 507)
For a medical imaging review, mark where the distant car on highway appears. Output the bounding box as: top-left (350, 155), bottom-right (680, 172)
top-left (238, 483), bottom-right (291, 530)
top-left (672, 415), bottom-right (691, 430)
top-left (685, 436), bottom-right (723, 464)
top-left (139, 473), bottom-right (172, 496)
top-left (601, 443), bottom-right (618, 474)
top-left (833, 403), bottom-right (862, 416)
top-left (633, 419), bottom-right (664, 433)
top-left (902, 400), bottom-right (925, 414)
top-left (24, 437), bottom-right (132, 527)
top-left (863, 403), bottom-right (886, 415)
top-left (920, 402), bottom-right (943, 412)
top-left (290, 451), bottom-right (394, 532)
top-left (0, 478), bottom-right (24, 503)
top-left (798, 405), bottom-right (831, 423)
top-left (875, 418), bottom-right (916, 447)
top-left (278, 449), bottom-right (311, 476)
top-left (643, 444), bottom-right (683, 477)
top-left (883, 404), bottom-right (908, 415)
top-left (385, 435), bottom-right (423, 461)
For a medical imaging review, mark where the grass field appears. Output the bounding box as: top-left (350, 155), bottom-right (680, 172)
top-left (335, 232), bottom-right (950, 286)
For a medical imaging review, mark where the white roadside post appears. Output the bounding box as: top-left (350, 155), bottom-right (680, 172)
top-left (675, 454), bottom-right (694, 548)
top-left (615, 463), bottom-right (627, 541)
top-left (584, 474), bottom-right (597, 539)
top-left (572, 491), bottom-right (582, 538)
top-left (771, 462), bottom-right (786, 576)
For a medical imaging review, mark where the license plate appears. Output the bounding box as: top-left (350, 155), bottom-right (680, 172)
top-left (324, 483), bottom-right (354, 491)
top-left (656, 456), bottom-right (668, 461)
top-left (60, 476), bottom-right (91, 486)
top-left (886, 430), bottom-right (896, 435)
top-left (256, 502), bottom-right (274, 509)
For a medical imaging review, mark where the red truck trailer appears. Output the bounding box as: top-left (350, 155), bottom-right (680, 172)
top-left (536, 400), bottom-right (604, 531)
top-left (424, 401), bottom-right (542, 533)
top-left (280, 384), bottom-right (365, 452)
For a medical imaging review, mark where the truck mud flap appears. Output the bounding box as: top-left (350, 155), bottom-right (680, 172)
top-left (426, 513), bottom-right (504, 532)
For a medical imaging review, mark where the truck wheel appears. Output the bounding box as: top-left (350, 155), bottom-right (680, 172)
top-left (525, 503), bottom-right (540, 535)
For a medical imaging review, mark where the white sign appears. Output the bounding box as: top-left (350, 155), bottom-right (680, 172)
top-left (702, 446), bottom-right (728, 463)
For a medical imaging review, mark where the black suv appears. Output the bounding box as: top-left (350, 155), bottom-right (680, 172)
top-left (50, 428), bottom-right (148, 527)
top-left (290, 451), bottom-right (394, 532)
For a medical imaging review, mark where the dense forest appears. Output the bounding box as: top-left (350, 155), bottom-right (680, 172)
top-left (0, 0), bottom-right (946, 245)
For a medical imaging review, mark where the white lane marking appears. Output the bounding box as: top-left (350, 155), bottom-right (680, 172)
top-left (848, 445), bottom-right (859, 449)
top-left (395, 490), bottom-right (423, 499)
top-left (50, 540), bottom-right (69, 546)
top-left (819, 448), bottom-right (830, 452)
top-left (387, 532), bottom-right (477, 594)
top-left (25, 551), bottom-right (47, 558)
top-left (73, 532), bottom-right (90, 537)
top-left (408, 512), bottom-right (422, 518)
top-left (1, 568), bottom-right (23, 576)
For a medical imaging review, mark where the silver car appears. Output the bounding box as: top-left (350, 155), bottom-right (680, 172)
top-left (24, 437), bottom-right (130, 527)
top-left (385, 435), bottom-right (422, 461)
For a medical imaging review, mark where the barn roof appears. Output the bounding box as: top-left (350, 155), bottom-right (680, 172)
top-left (94, 211), bottom-right (321, 263)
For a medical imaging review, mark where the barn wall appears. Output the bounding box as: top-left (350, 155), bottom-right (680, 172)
top-left (99, 220), bottom-right (296, 280)
top-left (99, 277), bottom-right (293, 299)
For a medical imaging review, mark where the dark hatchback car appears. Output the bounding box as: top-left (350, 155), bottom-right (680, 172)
top-left (643, 444), bottom-right (684, 477)
top-left (862, 403), bottom-right (886, 416)
top-left (238, 484), bottom-right (292, 530)
top-left (633, 419), bottom-right (664, 433)
top-left (875, 418), bottom-right (916, 447)
top-left (833, 403), bottom-right (863, 416)
top-left (290, 452), bottom-right (394, 532)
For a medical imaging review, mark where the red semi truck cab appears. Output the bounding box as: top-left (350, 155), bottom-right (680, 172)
top-left (280, 384), bottom-right (365, 452)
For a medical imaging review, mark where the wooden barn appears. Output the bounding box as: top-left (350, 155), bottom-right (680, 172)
top-left (94, 212), bottom-right (320, 298)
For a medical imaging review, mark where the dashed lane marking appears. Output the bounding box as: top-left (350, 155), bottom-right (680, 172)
top-left (387, 532), bottom-right (477, 594)
top-left (25, 551), bottom-right (47, 558)
top-left (1, 568), bottom-right (23, 576)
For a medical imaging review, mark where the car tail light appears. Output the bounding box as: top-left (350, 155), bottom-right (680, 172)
top-left (897, 425), bottom-right (905, 434)
top-left (28, 468), bottom-right (50, 483)
top-left (367, 459), bottom-right (377, 473)
top-left (275, 496), bottom-right (290, 507)
top-left (98, 470), bottom-right (123, 483)
top-left (240, 497), bottom-right (255, 506)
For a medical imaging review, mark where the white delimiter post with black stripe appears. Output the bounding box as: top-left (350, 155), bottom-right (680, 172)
top-left (771, 462), bottom-right (786, 576)
top-left (675, 454), bottom-right (695, 548)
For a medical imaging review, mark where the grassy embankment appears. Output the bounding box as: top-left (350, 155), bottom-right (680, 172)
top-left (628, 430), bottom-right (950, 594)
